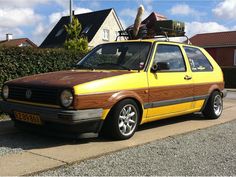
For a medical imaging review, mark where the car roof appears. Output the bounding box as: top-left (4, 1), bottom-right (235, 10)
top-left (109, 39), bottom-right (202, 49)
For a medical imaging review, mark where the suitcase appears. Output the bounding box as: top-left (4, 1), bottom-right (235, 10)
top-left (155, 20), bottom-right (185, 37)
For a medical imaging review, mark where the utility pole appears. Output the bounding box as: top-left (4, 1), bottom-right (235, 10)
top-left (70, 0), bottom-right (73, 23)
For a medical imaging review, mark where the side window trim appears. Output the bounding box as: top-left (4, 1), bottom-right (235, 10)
top-left (153, 44), bottom-right (187, 72)
top-left (144, 42), bottom-right (156, 72)
top-left (183, 46), bottom-right (214, 72)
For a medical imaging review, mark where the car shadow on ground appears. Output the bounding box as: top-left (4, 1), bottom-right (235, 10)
top-left (0, 113), bottom-right (208, 151)
top-left (138, 113), bottom-right (206, 131)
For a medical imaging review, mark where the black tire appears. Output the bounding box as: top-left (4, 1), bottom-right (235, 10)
top-left (100, 99), bottom-right (140, 140)
top-left (202, 91), bottom-right (223, 119)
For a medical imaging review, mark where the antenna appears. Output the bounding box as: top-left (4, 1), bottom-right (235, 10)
top-left (70, 0), bottom-right (73, 23)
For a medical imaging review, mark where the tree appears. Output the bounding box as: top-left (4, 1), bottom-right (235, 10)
top-left (64, 16), bottom-right (88, 53)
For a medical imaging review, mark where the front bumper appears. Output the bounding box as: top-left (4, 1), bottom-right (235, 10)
top-left (0, 100), bottom-right (104, 134)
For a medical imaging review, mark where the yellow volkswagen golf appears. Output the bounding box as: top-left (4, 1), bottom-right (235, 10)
top-left (0, 39), bottom-right (226, 140)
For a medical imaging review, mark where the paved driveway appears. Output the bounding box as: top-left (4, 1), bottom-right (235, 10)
top-left (0, 92), bottom-right (236, 176)
top-left (38, 118), bottom-right (236, 176)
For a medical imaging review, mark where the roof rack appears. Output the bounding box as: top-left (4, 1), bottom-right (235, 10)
top-left (115, 31), bottom-right (130, 41)
top-left (153, 34), bottom-right (192, 45)
top-left (116, 30), bottom-right (192, 45)
top-left (115, 20), bottom-right (192, 44)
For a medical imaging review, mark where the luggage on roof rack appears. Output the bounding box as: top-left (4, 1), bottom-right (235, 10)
top-left (155, 20), bottom-right (185, 37)
top-left (116, 19), bottom-right (186, 41)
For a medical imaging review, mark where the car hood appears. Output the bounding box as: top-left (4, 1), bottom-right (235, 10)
top-left (6, 70), bottom-right (130, 88)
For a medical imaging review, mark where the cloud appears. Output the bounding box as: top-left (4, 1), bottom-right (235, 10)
top-left (0, 27), bottom-right (23, 40)
top-left (212, 0), bottom-right (236, 19)
top-left (0, 0), bottom-right (69, 8)
top-left (32, 22), bottom-right (53, 45)
top-left (185, 21), bottom-right (231, 37)
top-left (32, 6), bottom-right (92, 45)
top-left (170, 4), bottom-right (205, 17)
top-left (49, 7), bottom-right (92, 24)
top-left (120, 18), bottom-right (128, 29)
top-left (52, 0), bottom-right (69, 9)
top-left (143, 0), bottom-right (153, 12)
top-left (0, 0), bottom-right (74, 43)
top-left (0, 0), bottom-right (48, 8)
top-left (0, 8), bottom-right (42, 28)
top-left (32, 23), bottom-right (47, 37)
top-left (120, 8), bottom-right (137, 19)
top-left (121, 6), bottom-right (151, 19)
top-left (88, 1), bottom-right (101, 9)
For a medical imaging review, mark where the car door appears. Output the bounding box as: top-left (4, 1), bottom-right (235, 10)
top-left (146, 43), bottom-right (194, 120)
top-left (183, 46), bottom-right (222, 111)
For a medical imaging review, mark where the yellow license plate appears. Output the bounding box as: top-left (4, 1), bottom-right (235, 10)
top-left (14, 111), bottom-right (42, 125)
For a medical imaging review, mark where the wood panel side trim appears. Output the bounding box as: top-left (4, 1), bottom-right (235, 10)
top-left (73, 81), bottom-right (224, 110)
top-left (73, 89), bottom-right (149, 110)
top-left (144, 95), bottom-right (209, 109)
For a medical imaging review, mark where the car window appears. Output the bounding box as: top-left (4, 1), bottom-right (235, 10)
top-left (76, 42), bottom-right (151, 70)
top-left (153, 44), bottom-right (186, 72)
top-left (184, 46), bottom-right (213, 72)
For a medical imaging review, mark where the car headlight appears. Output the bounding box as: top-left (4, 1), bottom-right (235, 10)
top-left (60, 90), bottom-right (73, 108)
top-left (2, 85), bottom-right (9, 100)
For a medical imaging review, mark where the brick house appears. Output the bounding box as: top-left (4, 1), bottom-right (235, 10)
top-left (189, 31), bottom-right (236, 67)
top-left (0, 34), bottom-right (37, 48)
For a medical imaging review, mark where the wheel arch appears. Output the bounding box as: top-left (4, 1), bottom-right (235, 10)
top-left (201, 85), bottom-right (222, 112)
top-left (104, 91), bottom-right (145, 124)
top-left (208, 83), bottom-right (223, 96)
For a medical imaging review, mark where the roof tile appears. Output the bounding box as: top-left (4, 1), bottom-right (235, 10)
top-left (0, 38), bottom-right (37, 47)
top-left (189, 31), bottom-right (236, 47)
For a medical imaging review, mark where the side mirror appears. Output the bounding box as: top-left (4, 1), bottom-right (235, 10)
top-left (151, 62), bottom-right (169, 73)
top-left (151, 63), bottom-right (158, 73)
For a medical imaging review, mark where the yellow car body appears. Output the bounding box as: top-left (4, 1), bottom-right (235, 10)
top-left (74, 40), bottom-right (224, 122)
top-left (0, 39), bottom-right (226, 139)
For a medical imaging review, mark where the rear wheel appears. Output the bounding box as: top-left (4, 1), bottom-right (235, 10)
top-left (202, 91), bottom-right (223, 119)
top-left (100, 99), bottom-right (140, 140)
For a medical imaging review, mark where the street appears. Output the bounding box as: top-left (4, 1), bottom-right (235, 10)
top-left (0, 91), bottom-right (236, 176)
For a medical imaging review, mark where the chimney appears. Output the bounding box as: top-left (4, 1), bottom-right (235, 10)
top-left (6, 33), bottom-right (13, 41)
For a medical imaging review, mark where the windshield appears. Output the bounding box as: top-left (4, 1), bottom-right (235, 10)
top-left (76, 42), bottom-right (151, 70)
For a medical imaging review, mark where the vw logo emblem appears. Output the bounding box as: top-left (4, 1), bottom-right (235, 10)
top-left (25, 89), bottom-right (32, 99)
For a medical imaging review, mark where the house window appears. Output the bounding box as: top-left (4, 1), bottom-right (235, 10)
top-left (55, 28), bottom-right (64, 37)
top-left (234, 49), bottom-right (236, 66)
top-left (103, 29), bottom-right (109, 41)
top-left (19, 42), bottom-right (30, 47)
top-left (82, 25), bottom-right (92, 34)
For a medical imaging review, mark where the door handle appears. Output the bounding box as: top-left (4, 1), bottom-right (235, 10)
top-left (184, 75), bottom-right (192, 80)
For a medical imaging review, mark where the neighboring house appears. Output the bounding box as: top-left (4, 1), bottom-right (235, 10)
top-left (40, 8), bottom-right (124, 48)
top-left (189, 31), bottom-right (236, 67)
top-left (0, 34), bottom-right (37, 48)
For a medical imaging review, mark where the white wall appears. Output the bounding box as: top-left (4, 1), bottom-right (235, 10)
top-left (89, 9), bottom-right (124, 48)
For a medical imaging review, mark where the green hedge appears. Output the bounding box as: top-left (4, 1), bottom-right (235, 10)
top-left (0, 47), bottom-right (86, 89)
top-left (222, 67), bottom-right (236, 88)
top-left (2, 47), bottom-right (234, 90)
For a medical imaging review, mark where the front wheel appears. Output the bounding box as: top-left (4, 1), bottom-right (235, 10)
top-left (100, 99), bottom-right (140, 140)
top-left (202, 91), bottom-right (223, 119)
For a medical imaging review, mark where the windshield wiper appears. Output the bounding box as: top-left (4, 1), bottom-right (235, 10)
top-left (75, 64), bottom-right (95, 70)
top-left (118, 64), bottom-right (132, 71)
top-left (96, 63), bottom-right (132, 71)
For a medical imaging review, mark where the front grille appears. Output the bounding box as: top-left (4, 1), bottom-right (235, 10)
top-left (8, 86), bottom-right (59, 105)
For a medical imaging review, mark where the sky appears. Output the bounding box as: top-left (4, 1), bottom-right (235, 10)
top-left (0, 0), bottom-right (236, 46)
